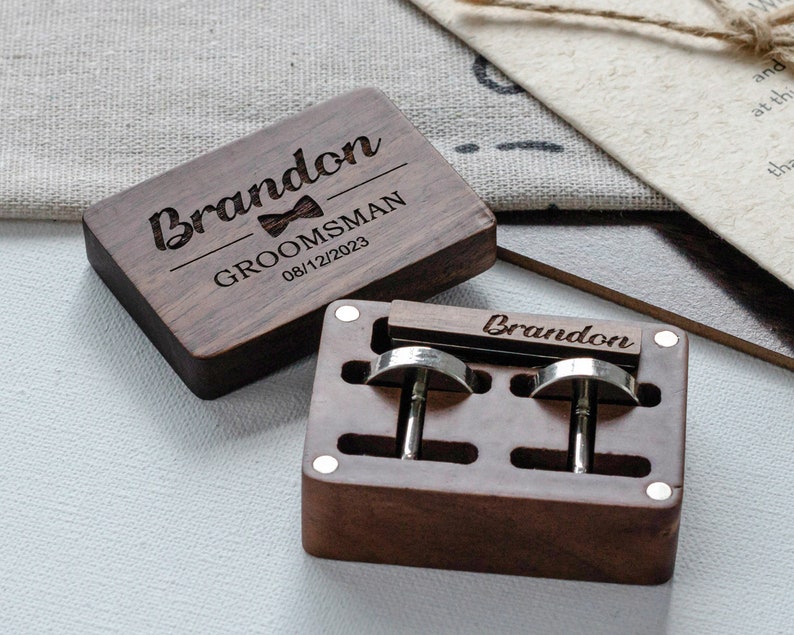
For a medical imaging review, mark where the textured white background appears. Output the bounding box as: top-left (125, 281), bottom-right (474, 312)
top-left (1, 220), bottom-right (793, 634)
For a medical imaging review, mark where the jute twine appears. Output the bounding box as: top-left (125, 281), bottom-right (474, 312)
top-left (459, 0), bottom-right (794, 65)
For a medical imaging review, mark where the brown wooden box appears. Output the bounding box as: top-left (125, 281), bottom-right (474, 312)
top-left (83, 89), bottom-right (495, 398)
top-left (302, 300), bottom-right (688, 584)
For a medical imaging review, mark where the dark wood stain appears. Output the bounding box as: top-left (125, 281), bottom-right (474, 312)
top-left (388, 299), bottom-right (643, 367)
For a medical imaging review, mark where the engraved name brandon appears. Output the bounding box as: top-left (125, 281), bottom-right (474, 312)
top-left (213, 190), bottom-right (406, 287)
top-left (147, 135), bottom-right (381, 251)
top-left (483, 314), bottom-right (635, 349)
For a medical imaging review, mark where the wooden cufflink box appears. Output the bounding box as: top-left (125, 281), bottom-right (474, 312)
top-left (83, 89), bottom-right (495, 398)
top-left (302, 300), bottom-right (688, 585)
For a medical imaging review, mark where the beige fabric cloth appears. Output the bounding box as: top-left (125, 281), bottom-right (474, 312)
top-left (0, 0), bottom-right (673, 221)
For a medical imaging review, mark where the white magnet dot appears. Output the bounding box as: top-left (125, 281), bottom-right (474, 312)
top-left (312, 455), bottom-right (339, 474)
top-left (646, 482), bottom-right (673, 501)
top-left (654, 330), bottom-right (679, 348)
top-left (334, 305), bottom-right (360, 322)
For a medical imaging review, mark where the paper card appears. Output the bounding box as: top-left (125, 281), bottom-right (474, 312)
top-left (411, 0), bottom-right (794, 289)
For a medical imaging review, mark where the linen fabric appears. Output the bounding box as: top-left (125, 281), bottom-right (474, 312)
top-left (0, 0), bottom-right (673, 221)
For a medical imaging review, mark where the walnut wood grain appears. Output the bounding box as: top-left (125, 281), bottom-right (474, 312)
top-left (303, 300), bottom-right (687, 584)
top-left (388, 299), bottom-right (642, 367)
top-left (83, 89), bottom-right (496, 398)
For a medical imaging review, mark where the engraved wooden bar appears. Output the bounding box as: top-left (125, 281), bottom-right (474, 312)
top-left (388, 300), bottom-right (642, 366)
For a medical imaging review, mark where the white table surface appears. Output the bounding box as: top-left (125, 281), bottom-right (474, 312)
top-left (2, 220), bottom-right (792, 634)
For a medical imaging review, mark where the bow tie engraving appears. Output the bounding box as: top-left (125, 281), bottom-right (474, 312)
top-left (258, 195), bottom-right (324, 238)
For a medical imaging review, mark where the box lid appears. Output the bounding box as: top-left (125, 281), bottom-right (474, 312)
top-left (83, 88), bottom-right (496, 398)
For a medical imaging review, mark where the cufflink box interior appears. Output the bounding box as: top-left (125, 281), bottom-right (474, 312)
top-left (302, 300), bottom-right (688, 585)
top-left (83, 88), bottom-right (496, 398)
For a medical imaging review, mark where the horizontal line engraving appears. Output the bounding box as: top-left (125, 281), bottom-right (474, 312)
top-left (169, 233), bottom-right (254, 272)
top-left (326, 163), bottom-right (408, 201)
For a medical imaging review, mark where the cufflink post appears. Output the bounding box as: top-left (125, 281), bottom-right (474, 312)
top-left (366, 346), bottom-right (479, 460)
top-left (530, 358), bottom-right (640, 474)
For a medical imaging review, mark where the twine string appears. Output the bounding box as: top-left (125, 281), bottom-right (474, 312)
top-left (459, 0), bottom-right (794, 64)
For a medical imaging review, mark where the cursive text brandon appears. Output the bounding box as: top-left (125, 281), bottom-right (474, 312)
top-left (148, 135), bottom-right (381, 251)
top-left (483, 314), bottom-right (635, 349)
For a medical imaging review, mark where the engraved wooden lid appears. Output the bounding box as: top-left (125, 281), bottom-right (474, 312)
top-left (83, 88), bottom-right (496, 398)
